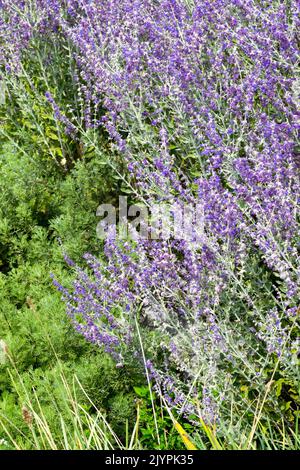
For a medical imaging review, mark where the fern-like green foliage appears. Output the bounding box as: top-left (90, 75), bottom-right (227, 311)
top-left (0, 139), bottom-right (137, 448)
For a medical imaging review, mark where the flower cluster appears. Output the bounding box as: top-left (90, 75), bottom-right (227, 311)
top-left (2, 0), bottom-right (299, 430)
top-left (55, 0), bottom-right (300, 424)
top-left (0, 1), bottom-right (61, 72)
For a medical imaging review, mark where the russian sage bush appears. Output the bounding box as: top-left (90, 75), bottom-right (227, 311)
top-left (1, 0), bottom-right (300, 444)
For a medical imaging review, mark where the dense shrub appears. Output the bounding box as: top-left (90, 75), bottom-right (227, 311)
top-left (55, 0), bottom-right (299, 446)
top-left (0, 0), bottom-right (299, 450)
top-left (0, 142), bottom-right (137, 447)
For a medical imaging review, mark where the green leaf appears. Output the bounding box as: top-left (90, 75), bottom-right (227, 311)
top-left (133, 386), bottom-right (149, 398)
